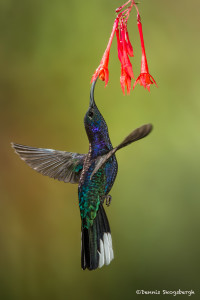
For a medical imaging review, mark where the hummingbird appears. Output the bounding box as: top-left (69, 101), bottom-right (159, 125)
top-left (11, 77), bottom-right (152, 270)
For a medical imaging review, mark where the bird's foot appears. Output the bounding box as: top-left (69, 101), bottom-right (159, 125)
top-left (100, 195), bottom-right (112, 206)
top-left (105, 195), bottom-right (112, 207)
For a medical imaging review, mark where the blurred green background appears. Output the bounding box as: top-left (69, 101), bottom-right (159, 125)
top-left (1, 0), bottom-right (200, 299)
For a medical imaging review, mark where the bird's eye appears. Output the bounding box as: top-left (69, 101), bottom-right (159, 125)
top-left (88, 110), bottom-right (94, 119)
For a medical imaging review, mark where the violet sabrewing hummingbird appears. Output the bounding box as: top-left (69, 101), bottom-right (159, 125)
top-left (11, 77), bottom-right (152, 270)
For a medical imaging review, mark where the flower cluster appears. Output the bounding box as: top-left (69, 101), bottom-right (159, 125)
top-left (91, 0), bottom-right (157, 94)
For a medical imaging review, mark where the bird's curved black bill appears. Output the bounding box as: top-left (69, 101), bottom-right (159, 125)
top-left (90, 77), bottom-right (99, 108)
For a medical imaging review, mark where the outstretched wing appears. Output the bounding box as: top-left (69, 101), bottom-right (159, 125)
top-left (91, 124), bottom-right (153, 178)
top-left (116, 123), bottom-right (153, 150)
top-left (11, 143), bottom-right (86, 184)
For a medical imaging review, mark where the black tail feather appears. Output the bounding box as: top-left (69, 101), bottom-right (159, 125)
top-left (81, 203), bottom-right (113, 270)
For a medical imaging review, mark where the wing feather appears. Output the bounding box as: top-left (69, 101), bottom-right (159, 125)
top-left (11, 143), bottom-right (86, 184)
top-left (90, 124), bottom-right (153, 178)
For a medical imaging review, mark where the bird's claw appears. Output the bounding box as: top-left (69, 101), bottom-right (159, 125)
top-left (100, 195), bottom-right (112, 206)
top-left (105, 195), bottom-right (112, 207)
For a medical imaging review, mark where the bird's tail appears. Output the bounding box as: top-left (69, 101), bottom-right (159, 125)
top-left (81, 203), bottom-right (114, 270)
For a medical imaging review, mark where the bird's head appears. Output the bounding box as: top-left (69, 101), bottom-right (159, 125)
top-left (84, 77), bottom-right (109, 145)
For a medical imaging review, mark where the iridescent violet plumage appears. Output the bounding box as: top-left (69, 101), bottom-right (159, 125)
top-left (79, 78), bottom-right (118, 229)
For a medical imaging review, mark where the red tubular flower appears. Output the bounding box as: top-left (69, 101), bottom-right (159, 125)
top-left (91, 18), bottom-right (119, 86)
top-left (120, 65), bottom-right (132, 95)
top-left (125, 29), bottom-right (134, 57)
top-left (116, 22), bottom-right (134, 94)
top-left (91, 50), bottom-right (110, 86)
top-left (133, 13), bottom-right (157, 91)
top-left (120, 23), bottom-right (134, 79)
top-left (91, 0), bottom-right (157, 94)
top-left (116, 28), bottom-right (123, 63)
